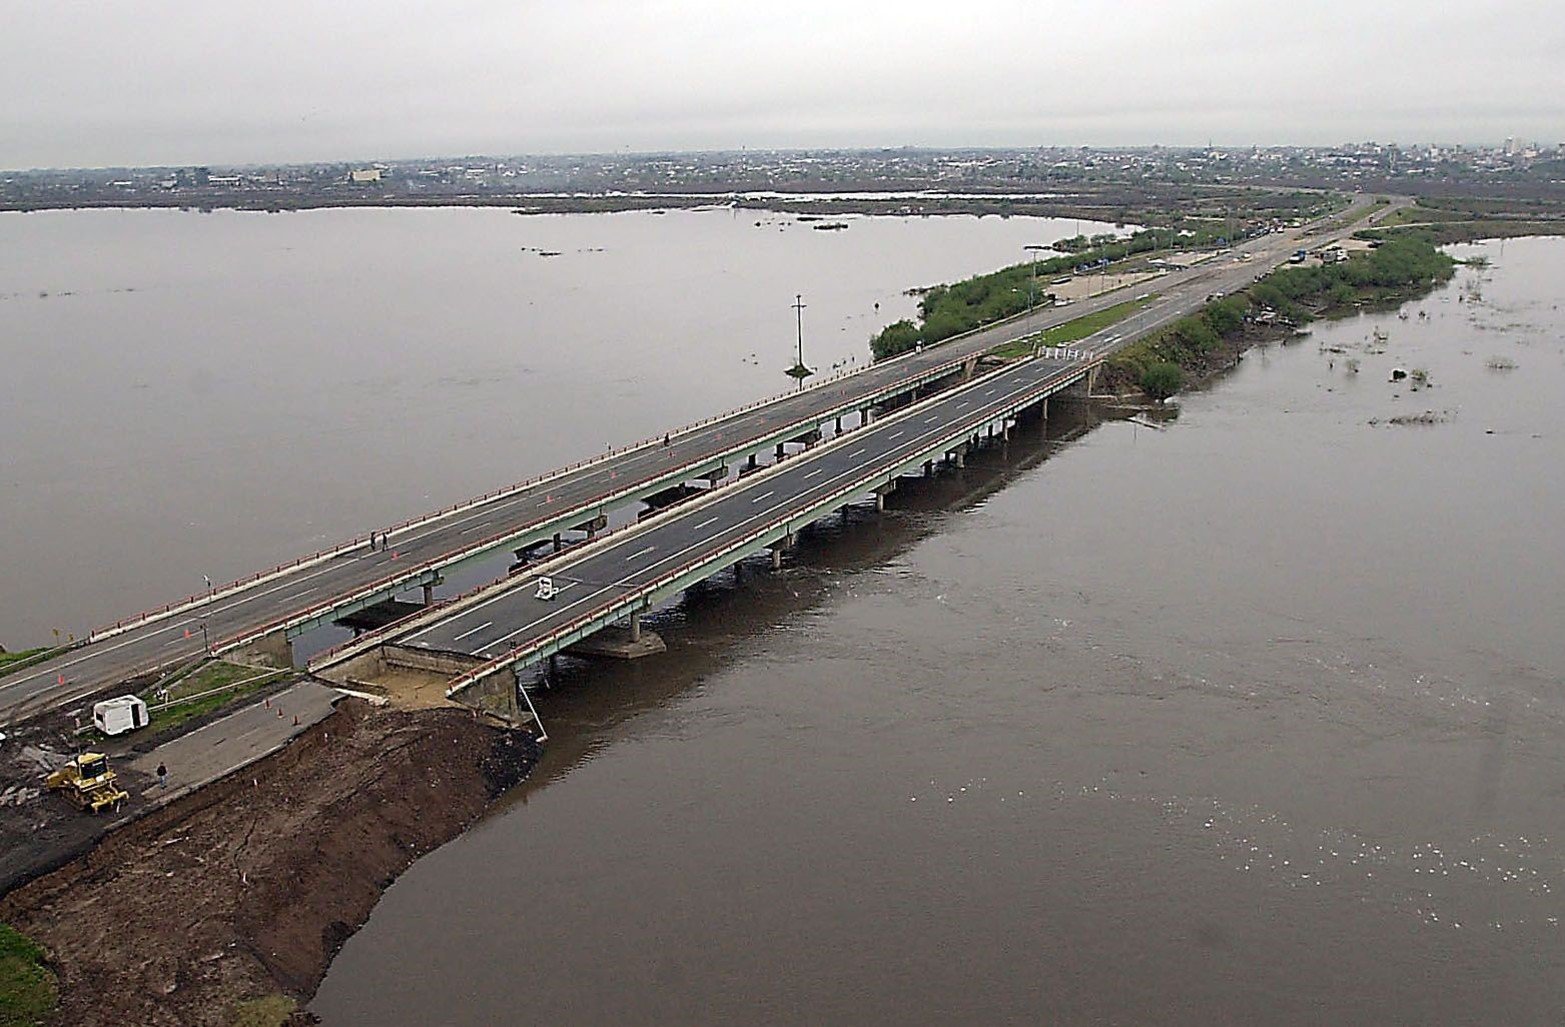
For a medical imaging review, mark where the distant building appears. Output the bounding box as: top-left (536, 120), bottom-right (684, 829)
top-left (349, 168), bottom-right (382, 184)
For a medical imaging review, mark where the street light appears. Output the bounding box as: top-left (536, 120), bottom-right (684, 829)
top-left (1023, 244), bottom-right (1048, 316)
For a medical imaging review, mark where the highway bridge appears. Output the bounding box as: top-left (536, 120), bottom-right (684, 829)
top-left (0, 196), bottom-right (1390, 723)
top-left (312, 287), bottom-right (1223, 716)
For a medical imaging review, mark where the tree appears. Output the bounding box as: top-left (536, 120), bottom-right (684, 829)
top-left (1141, 362), bottom-right (1184, 401)
top-left (870, 320), bottom-right (921, 362)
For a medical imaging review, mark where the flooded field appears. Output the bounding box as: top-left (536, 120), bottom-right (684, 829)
top-left (305, 237), bottom-right (1565, 1025)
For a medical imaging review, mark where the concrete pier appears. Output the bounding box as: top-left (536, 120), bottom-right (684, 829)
top-left (565, 624), bottom-right (666, 659)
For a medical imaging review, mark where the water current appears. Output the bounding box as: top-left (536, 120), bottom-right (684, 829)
top-left (5, 211), bottom-right (1564, 1023)
top-left (0, 206), bottom-right (1106, 646)
top-left (312, 236), bottom-right (1565, 1025)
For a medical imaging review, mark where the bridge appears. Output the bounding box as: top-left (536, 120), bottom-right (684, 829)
top-left (307, 288), bottom-right (1214, 725)
top-left (0, 196), bottom-right (1390, 723)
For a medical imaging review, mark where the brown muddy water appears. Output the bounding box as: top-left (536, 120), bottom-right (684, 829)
top-left (308, 238), bottom-right (1565, 1025)
top-left (0, 206), bottom-right (1114, 648)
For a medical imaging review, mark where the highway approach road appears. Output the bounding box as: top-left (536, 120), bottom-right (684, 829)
top-left (0, 195), bottom-right (1386, 722)
top-left (390, 236), bottom-right (1296, 686)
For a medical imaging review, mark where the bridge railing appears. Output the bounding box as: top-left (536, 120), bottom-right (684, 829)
top-left (83, 314), bottom-right (1021, 646)
top-left (442, 355), bottom-right (1101, 697)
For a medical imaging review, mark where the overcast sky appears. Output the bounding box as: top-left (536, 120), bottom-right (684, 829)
top-left (3, 0), bottom-right (1561, 169)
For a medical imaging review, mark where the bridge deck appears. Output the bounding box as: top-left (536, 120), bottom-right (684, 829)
top-left (0, 196), bottom-right (1384, 721)
top-left (380, 287), bottom-right (1211, 692)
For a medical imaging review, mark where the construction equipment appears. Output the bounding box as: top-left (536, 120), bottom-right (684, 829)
top-left (45, 752), bottom-right (130, 814)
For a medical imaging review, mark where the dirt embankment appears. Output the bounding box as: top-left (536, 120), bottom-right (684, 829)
top-left (0, 701), bottom-right (537, 1027)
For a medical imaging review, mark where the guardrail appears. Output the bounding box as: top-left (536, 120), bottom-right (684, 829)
top-left (80, 213), bottom-right (1329, 653)
top-left (82, 304), bottom-right (1036, 647)
top-left (442, 355), bottom-right (1101, 697)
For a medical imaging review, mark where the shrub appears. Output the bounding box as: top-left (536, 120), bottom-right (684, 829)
top-left (1141, 362), bottom-right (1184, 400)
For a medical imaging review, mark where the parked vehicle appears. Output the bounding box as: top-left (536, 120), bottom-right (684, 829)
top-left (93, 695), bottom-right (149, 736)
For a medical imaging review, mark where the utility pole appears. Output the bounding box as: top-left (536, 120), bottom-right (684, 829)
top-left (793, 294), bottom-right (806, 368)
top-left (785, 293), bottom-right (813, 389)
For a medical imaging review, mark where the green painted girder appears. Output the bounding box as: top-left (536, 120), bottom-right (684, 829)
top-left (447, 362), bottom-right (1091, 695)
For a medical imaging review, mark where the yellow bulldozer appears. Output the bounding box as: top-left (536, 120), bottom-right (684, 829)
top-left (45, 752), bottom-right (130, 814)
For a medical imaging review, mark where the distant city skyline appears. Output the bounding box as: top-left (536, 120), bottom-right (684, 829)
top-left (3, 0), bottom-right (1560, 170)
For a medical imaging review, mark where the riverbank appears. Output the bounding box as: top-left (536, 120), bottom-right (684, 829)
top-left (0, 702), bottom-right (537, 1027)
top-left (1100, 233), bottom-right (1457, 397)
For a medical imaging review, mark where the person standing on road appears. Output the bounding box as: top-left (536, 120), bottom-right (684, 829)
top-left (156, 763), bottom-right (168, 789)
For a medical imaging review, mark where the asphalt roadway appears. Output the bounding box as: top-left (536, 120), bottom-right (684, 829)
top-left (0, 196), bottom-right (1384, 722)
top-left (401, 233), bottom-right (1332, 678)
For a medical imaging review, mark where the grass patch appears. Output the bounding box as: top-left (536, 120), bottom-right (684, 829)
top-left (142, 660), bottom-right (291, 734)
top-left (0, 924), bottom-right (58, 1027)
top-left (990, 298), bottom-right (1149, 360)
top-left (0, 648), bottom-right (60, 680)
top-left (231, 994), bottom-right (297, 1027)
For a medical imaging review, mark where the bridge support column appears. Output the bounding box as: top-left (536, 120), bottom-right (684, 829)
top-left (776, 442), bottom-right (785, 460)
top-left (835, 415), bottom-right (843, 434)
top-left (553, 532), bottom-right (563, 553)
top-left (421, 582), bottom-right (436, 605)
top-left (873, 479), bottom-right (896, 512)
top-left (747, 454), bottom-right (758, 470)
top-left (954, 445), bottom-right (966, 469)
top-left (629, 611), bottom-right (642, 643)
top-left (769, 532), bottom-right (793, 570)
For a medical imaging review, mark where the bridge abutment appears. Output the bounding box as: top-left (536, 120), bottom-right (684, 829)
top-left (233, 628), bottom-right (294, 671)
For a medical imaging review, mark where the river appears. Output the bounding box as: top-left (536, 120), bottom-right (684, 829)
top-left (0, 206), bottom-right (1109, 647)
top-left (304, 237), bottom-right (1565, 1024)
top-left (7, 211), bottom-right (1565, 1023)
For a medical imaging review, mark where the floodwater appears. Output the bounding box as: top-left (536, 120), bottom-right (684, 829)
top-left (0, 206), bottom-right (1108, 647)
top-left (307, 237), bottom-right (1565, 1025)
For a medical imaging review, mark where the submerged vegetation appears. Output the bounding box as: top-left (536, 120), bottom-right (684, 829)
top-left (865, 208), bottom-right (1457, 405)
top-left (1105, 234), bottom-right (1456, 393)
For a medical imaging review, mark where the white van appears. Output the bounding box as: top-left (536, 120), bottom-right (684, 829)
top-left (93, 695), bottom-right (150, 736)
